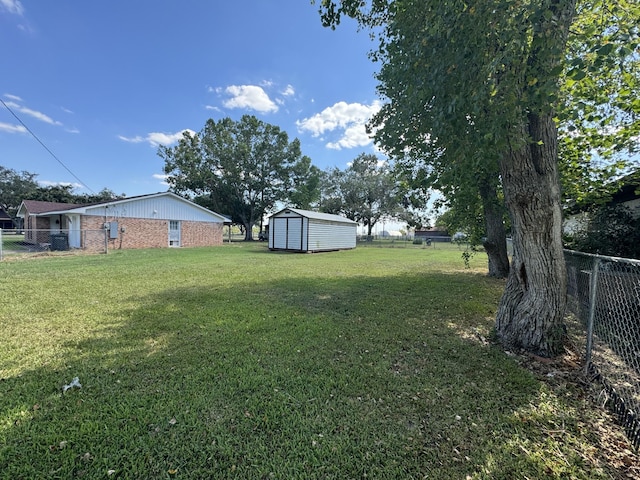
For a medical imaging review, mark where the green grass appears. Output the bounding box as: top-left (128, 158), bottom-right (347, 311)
top-left (0, 232), bottom-right (26, 254)
top-left (0, 244), bottom-right (626, 478)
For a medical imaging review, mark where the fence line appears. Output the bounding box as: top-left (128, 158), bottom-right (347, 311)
top-left (565, 249), bottom-right (640, 449)
top-left (0, 228), bottom-right (108, 259)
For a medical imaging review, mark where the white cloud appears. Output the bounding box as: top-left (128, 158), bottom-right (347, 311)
top-left (118, 129), bottom-right (196, 147)
top-left (152, 173), bottom-right (169, 185)
top-left (222, 85), bottom-right (278, 113)
top-left (327, 123), bottom-right (373, 150)
top-left (297, 100), bottom-right (381, 150)
top-left (3, 93), bottom-right (23, 102)
top-left (0, 0), bottom-right (24, 15)
top-left (147, 131), bottom-right (190, 146)
top-left (0, 121), bottom-right (27, 134)
top-left (281, 84), bottom-right (295, 97)
top-left (118, 135), bottom-right (145, 144)
top-left (38, 180), bottom-right (83, 189)
top-left (4, 100), bottom-right (62, 126)
top-left (205, 105), bottom-right (222, 113)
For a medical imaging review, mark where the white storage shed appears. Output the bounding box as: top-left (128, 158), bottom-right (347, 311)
top-left (268, 208), bottom-right (357, 253)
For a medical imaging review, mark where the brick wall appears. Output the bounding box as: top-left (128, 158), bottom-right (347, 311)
top-left (81, 215), bottom-right (223, 250)
top-left (25, 217), bottom-right (52, 244)
top-left (181, 221), bottom-right (224, 247)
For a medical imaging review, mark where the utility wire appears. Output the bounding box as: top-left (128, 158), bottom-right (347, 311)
top-left (1, 98), bottom-right (96, 194)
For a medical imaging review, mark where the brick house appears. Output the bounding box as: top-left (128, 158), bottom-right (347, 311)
top-left (17, 192), bottom-right (230, 251)
top-left (0, 207), bottom-right (15, 229)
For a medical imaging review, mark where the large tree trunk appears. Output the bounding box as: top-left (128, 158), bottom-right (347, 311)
top-left (479, 180), bottom-right (510, 278)
top-left (496, 113), bottom-right (567, 357)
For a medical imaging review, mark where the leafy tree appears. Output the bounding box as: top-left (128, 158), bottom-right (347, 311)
top-left (317, 168), bottom-right (345, 215)
top-left (317, 0), bottom-right (580, 356)
top-left (558, 0), bottom-right (640, 210)
top-left (77, 188), bottom-right (125, 204)
top-left (160, 115), bottom-right (315, 240)
top-left (566, 204), bottom-right (640, 259)
top-left (287, 156), bottom-right (321, 210)
top-left (320, 154), bottom-right (403, 236)
top-left (0, 166), bottom-right (39, 217)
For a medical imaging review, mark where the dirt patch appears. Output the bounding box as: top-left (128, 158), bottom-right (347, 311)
top-left (515, 340), bottom-right (640, 479)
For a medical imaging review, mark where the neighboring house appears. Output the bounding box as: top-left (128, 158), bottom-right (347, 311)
top-left (564, 173), bottom-right (640, 235)
top-left (0, 207), bottom-right (15, 229)
top-left (17, 192), bottom-right (230, 250)
top-left (415, 226), bottom-right (449, 242)
top-left (611, 176), bottom-right (640, 218)
top-left (268, 207), bottom-right (357, 253)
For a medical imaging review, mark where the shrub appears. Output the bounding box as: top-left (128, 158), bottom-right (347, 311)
top-left (567, 204), bottom-right (640, 259)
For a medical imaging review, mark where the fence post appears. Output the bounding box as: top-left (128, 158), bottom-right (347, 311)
top-left (0, 228), bottom-right (3, 261)
top-left (584, 258), bottom-right (601, 374)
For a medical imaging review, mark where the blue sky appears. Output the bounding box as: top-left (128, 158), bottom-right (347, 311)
top-left (1, 1), bottom-right (381, 197)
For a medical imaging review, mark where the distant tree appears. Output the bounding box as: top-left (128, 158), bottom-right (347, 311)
top-left (0, 166), bottom-right (39, 217)
top-left (160, 115), bottom-right (314, 240)
top-left (321, 153), bottom-right (402, 236)
top-left (318, 168), bottom-right (345, 215)
top-left (287, 156), bottom-right (321, 210)
top-left (31, 184), bottom-right (76, 204)
top-left (394, 149), bottom-right (510, 278)
top-left (77, 188), bottom-right (125, 204)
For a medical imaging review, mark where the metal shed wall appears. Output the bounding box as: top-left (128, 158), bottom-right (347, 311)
top-left (307, 220), bottom-right (356, 251)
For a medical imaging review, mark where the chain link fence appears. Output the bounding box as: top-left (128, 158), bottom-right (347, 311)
top-left (0, 228), bottom-right (108, 260)
top-left (356, 235), bottom-right (459, 248)
top-left (565, 249), bottom-right (640, 449)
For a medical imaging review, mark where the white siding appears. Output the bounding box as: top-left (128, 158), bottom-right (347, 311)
top-left (308, 220), bottom-right (356, 251)
top-left (83, 195), bottom-right (224, 222)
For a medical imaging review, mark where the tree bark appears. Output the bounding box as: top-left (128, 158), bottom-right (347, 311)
top-left (496, 113), bottom-right (567, 357)
top-left (478, 180), bottom-right (510, 278)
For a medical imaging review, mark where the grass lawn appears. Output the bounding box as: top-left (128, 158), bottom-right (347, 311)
top-left (0, 243), bottom-right (636, 479)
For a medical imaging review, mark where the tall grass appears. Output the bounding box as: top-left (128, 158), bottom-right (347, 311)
top-left (0, 244), bottom-right (625, 478)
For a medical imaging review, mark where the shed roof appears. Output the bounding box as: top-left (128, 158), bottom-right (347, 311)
top-left (270, 207), bottom-right (357, 224)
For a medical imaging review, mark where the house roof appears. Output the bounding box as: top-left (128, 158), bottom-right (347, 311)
top-left (18, 200), bottom-right (86, 216)
top-left (0, 207), bottom-right (13, 220)
top-left (270, 207), bottom-right (357, 224)
top-left (17, 192), bottom-right (230, 223)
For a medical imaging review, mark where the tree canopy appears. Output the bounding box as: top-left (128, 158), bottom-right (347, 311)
top-left (0, 165), bottom-right (124, 221)
top-left (160, 115), bottom-right (317, 240)
top-left (320, 153), bottom-right (402, 236)
top-left (0, 166), bottom-right (39, 217)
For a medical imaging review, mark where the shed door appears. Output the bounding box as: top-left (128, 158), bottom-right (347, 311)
top-left (169, 220), bottom-right (181, 247)
top-left (286, 218), bottom-right (303, 251)
top-left (272, 218), bottom-right (287, 249)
